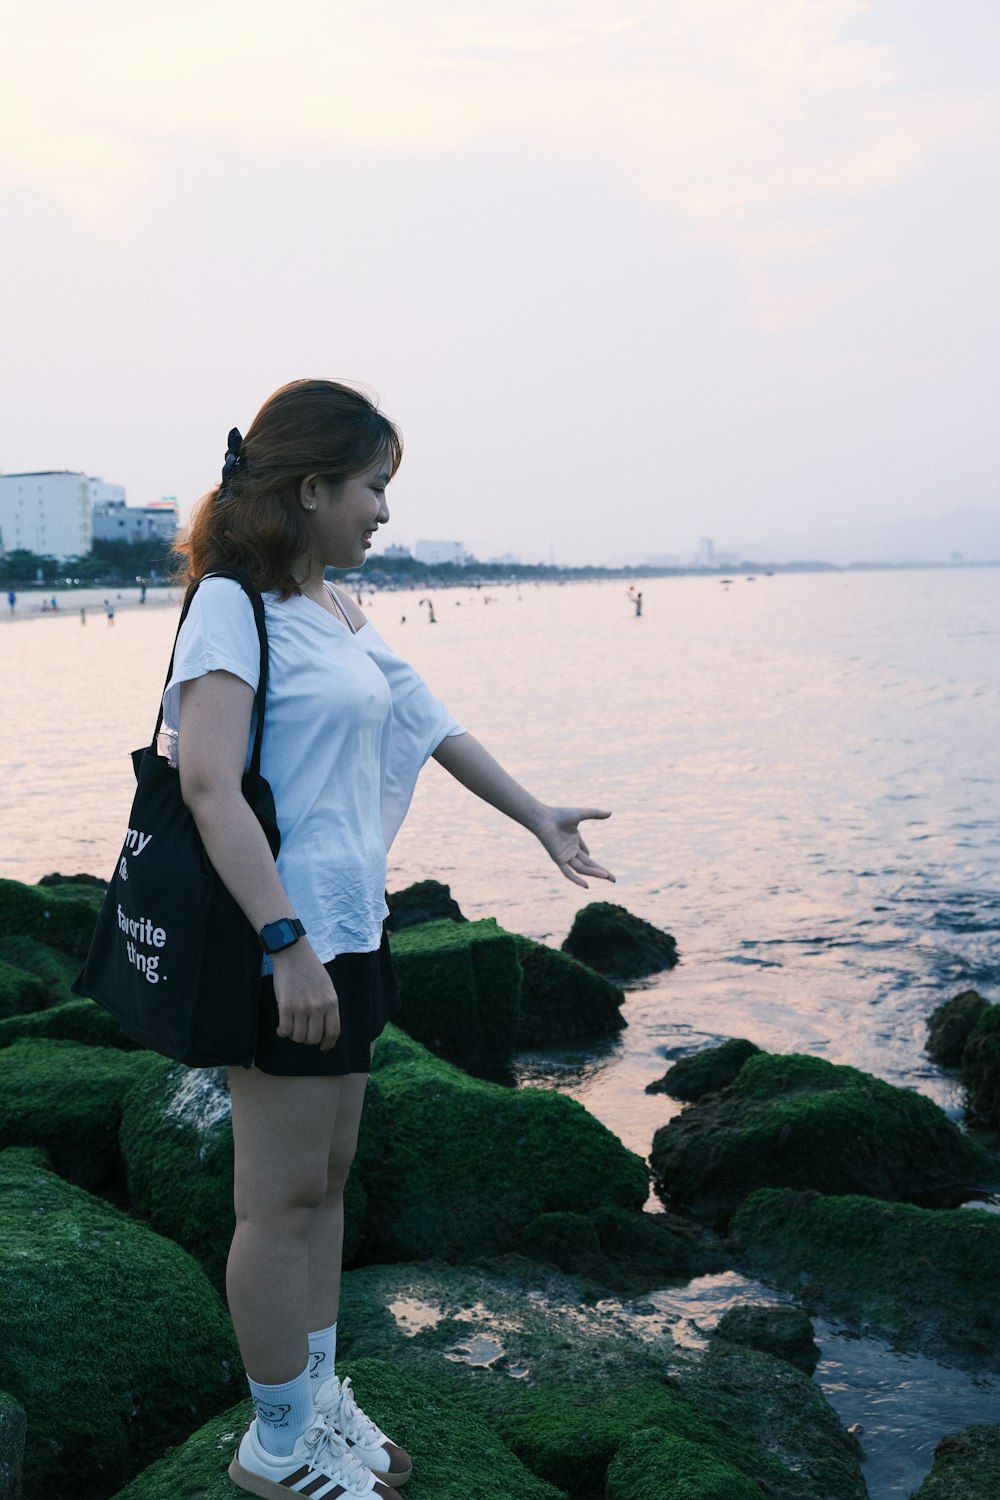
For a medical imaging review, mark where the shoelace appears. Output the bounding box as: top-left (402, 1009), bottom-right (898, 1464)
top-left (332, 1376), bottom-right (386, 1447)
top-left (300, 1421), bottom-right (376, 1492)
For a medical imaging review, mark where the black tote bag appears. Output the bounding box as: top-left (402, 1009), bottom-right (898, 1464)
top-left (73, 570), bottom-right (279, 1067)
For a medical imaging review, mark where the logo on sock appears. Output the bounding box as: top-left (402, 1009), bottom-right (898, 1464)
top-left (254, 1400), bottom-right (292, 1426)
top-left (308, 1351), bottom-right (326, 1375)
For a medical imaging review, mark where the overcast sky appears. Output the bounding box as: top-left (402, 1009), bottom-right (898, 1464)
top-left (2, 1), bottom-right (999, 565)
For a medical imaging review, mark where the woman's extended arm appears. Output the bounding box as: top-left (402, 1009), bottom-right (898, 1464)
top-left (431, 731), bottom-right (614, 889)
top-left (178, 669), bottom-right (341, 1050)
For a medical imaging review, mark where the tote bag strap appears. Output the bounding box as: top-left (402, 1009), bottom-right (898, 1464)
top-left (147, 569), bottom-right (269, 775)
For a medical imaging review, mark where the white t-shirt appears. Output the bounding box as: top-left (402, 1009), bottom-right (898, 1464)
top-left (160, 577), bottom-right (463, 962)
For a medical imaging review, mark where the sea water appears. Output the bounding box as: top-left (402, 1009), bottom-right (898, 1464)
top-left (3, 567), bottom-right (999, 1495)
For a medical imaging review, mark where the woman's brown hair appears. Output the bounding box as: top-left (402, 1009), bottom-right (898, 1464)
top-left (175, 379), bottom-right (402, 597)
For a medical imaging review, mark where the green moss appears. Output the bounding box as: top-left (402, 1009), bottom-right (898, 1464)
top-left (389, 919), bottom-right (522, 1076)
top-left (561, 901), bottom-right (678, 980)
top-left (512, 934), bottom-right (625, 1045)
top-left (0, 1388), bottom-right (27, 1500)
top-left (0, 934), bottom-right (81, 1001)
top-left (650, 1052), bottom-right (994, 1225)
top-left (365, 1026), bottom-right (647, 1260)
top-left (731, 1189), bottom-right (1000, 1368)
top-left (962, 1005), bottom-right (1000, 1128)
top-left (0, 996), bottom-right (141, 1052)
top-left (0, 877), bottom-right (101, 960)
top-left (0, 1038), bottom-right (159, 1190)
top-left (647, 1039), bottom-right (763, 1100)
top-left (0, 1148), bottom-right (240, 1500)
top-left (926, 991), bottom-right (991, 1069)
top-left (910, 1424), bottom-right (1000, 1499)
top-left (606, 1429), bottom-right (765, 1499)
top-left (0, 959), bottom-right (49, 1021)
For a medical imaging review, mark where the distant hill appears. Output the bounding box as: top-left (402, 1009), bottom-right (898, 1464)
top-left (730, 508), bottom-right (1000, 566)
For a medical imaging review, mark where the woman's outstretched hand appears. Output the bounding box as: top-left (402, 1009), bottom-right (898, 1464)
top-left (534, 806), bottom-right (615, 889)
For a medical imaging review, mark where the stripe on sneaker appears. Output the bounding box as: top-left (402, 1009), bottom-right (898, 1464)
top-left (299, 1478), bottom-right (345, 1497)
top-left (280, 1465), bottom-right (314, 1486)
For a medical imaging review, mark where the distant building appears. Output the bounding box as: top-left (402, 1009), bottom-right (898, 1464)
top-left (92, 498), bottom-right (179, 546)
top-left (485, 552), bottom-right (521, 567)
top-left (413, 540), bottom-right (467, 566)
top-left (697, 537), bottom-right (716, 567)
top-left (380, 544), bottom-right (413, 560)
top-left (0, 471), bottom-right (124, 560)
top-left (645, 553), bottom-right (682, 568)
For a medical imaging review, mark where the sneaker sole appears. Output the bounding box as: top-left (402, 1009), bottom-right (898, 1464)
top-left (371, 1460), bottom-right (412, 1487)
top-left (228, 1454), bottom-right (310, 1499)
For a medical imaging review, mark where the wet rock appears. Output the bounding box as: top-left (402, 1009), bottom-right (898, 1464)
top-left (731, 1188), bottom-right (1000, 1370)
top-left (0, 1390), bottom-right (26, 1500)
top-left (561, 901), bottom-right (678, 980)
top-left (119, 1059), bottom-right (385, 1291)
top-left (909, 1422), bottom-right (1000, 1499)
top-left (0, 1147), bottom-right (239, 1500)
top-left (364, 1027), bottom-right (648, 1261)
top-left (650, 1052), bottom-right (995, 1226)
top-left (713, 1303), bottom-right (820, 1375)
top-left (646, 1038), bottom-right (762, 1099)
top-left (389, 918), bottom-right (522, 1076)
top-left (0, 877), bottom-right (101, 960)
top-left (962, 1005), bottom-right (1000, 1129)
top-left (605, 1429), bottom-right (762, 1499)
top-left (518, 1205), bottom-right (727, 1292)
top-left (110, 1362), bottom-right (567, 1500)
top-left (37, 871), bottom-right (107, 890)
top-left (926, 990), bottom-right (991, 1068)
top-left (512, 935), bottom-right (626, 1046)
top-left (386, 878), bottom-right (466, 932)
top-left (0, 1039), bottom-right (158, 1191)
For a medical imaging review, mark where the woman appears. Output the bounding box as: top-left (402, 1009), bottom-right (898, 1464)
top-left (163, 379), bottom-right (614, 1500)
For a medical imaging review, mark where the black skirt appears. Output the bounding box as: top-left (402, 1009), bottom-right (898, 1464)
top-left (252, 924), bottom-right (399, 1076)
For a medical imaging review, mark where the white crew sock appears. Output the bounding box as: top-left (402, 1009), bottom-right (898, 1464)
top-left (246, 1364), bottom-right (316, 1456)
top-left (308, 1321), bottom-right (338, 1390)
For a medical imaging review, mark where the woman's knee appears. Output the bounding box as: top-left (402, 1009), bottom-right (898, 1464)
top-left (234, 1168), bottom-right (330, 1230)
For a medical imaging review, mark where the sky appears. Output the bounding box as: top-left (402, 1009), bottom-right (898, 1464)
top-left (1, 1), bottom-right (999, 566)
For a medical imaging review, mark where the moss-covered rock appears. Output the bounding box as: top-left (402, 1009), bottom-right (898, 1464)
top-left (561, 902), bottom-right (678, 980)
top-left (0, 1390), bottom-right (26, 1500)
top-left (962, 1005), bottom-right (1000, 1129)
top-left (0, 934), bottom-right (84, 1007)
top-left (518, 1205), bottom-right (727, 1291)
top-left (731, 1188), bottom-right (1000, 1369)
top-left (0, 878), bottom-right (100, 961)
top-left (650, 1052), bottom-right (995, 1225)
top-left (0, 996), bottom-right (140, 1053)
top-left (0, 1148), bottom-right (240, 1500)
top-left (713, 1304), bottom-right (820, 1375)
top-left (389, 919), bottom-right (522, 1076)
top-left (909, 1423), bottom-right (1000, 1499)
top-left (646, 1038), bottom-right (762, 1100)
top-left (386, 879), bottom-right (466, 932)
top-left (110, 1361), bottom-right (568, 1500)
top-left (605, 1428), bottom-right (764, 1499)
top-left (0, 961), bottom-right (49, 1022)
top-left (0, 1038), bottom-right (159, 1191)
top-left (926, 990), bottom-right (992, 1069)
top-left (363, 1027), bottom-right (647, 1261)
top-left (512, 935), bottom-right (625, 1046)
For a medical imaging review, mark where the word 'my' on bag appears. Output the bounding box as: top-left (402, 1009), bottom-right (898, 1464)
top-left (73, 571), bottom-right (279, 1066)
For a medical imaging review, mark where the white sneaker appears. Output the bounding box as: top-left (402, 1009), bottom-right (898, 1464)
top-left (228, 1418), bottom-right (401, 1498)
top-left (314, 1375), bottom-right (413, 1487)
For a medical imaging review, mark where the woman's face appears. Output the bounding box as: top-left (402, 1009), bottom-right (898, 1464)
top-left (300, 454), bottom-right (392, 571)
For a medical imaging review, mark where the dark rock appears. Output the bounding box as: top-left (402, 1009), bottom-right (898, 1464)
top-left (962, 1005), bottom-right (1000, 1129)
top-left (386, 878), bottom-right (466, 931)
top-left (646, 1038), bottom-right (762, 1099)
top-left (909, 1422), bottom-right (1000, 1499)
top-left (364, 1026), bottom-right (648, 1261)
top-left (926, 990), bottom-right (991, 1068)
top-left (518, 1205), bottom-right (727, 1292)
top-left (0, 877), bottom-right (100, 961)
top-left (0, 1148), bottom-right (239, 1500)
top-left (713, 1303), bottom-right (820, 1375)
top-left (561, 901), bottom-right (678, 981)
top-left (0, 935), bottom-right (82, 1008)
top-left (513, 934), bottom-right (626, 1046)
top-left (605, 1428), bottom-right (762, 1499)
top-left (0, 997), bottom-right (141, 1053)
top-left (0, 1039), bottom-right (159, 1191)
top-left (389, 918), bottom-right (522, 1076)
top-left (0, 961), bottom-right (49, 1022)
top-left (731, 1188), bottom-right (1000, 1370)
top-left (37, 872), bottom-right (108, 890)
top-left (0, 1390), bottom-right (26, 1500)
top-left (650, 1051), bottom-right (995, 1226)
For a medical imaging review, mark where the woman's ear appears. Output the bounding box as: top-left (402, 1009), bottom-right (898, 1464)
top-left (299, 475), bottom-right (321, 514)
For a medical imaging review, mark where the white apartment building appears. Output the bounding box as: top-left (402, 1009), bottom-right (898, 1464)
top-left (92, 498), bottom-right (179, 545)
top-left (0, 471), bottom-right (125, 560)
top-left (413, 540), bottom-right (467, 566)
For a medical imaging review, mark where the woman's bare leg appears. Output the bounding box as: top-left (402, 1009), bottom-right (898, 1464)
top-left (227, 1068), bottom-right (343, 1383)
top-left (306, 1066), bottom-right (371, 1332)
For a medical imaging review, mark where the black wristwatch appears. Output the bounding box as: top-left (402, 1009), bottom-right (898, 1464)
top-left (258, 917), bottom-right (306, 954)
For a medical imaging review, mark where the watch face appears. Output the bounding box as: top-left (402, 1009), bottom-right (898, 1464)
top-left (260, 919), bottom-right (303, 953)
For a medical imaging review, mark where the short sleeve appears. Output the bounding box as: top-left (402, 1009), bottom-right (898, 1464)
top-left (160, 577), bottom-right (261, 735)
